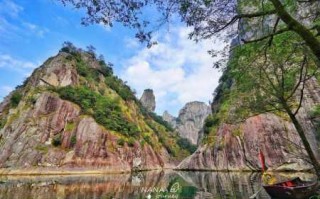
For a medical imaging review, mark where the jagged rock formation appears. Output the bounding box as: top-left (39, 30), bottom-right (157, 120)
top-left (176, 102), bottom-right (211, 145)
top-left (163, 102), bottom-right (211, 145)
top-left (0, 47), bottom-right (191, 174)
top-left (139, 89), bottom-right (156, 112)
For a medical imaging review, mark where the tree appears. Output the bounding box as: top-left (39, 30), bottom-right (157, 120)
top-left (60, 41), bottom-right (77, 53)
top-left (57, 0), bottom-right (320, 61)
top-left (86, 45), bottom-right (96, 58)
top-left (230, 31), bottom-right (320, 175)
top-left (57, 0), bottom-right (320, 174)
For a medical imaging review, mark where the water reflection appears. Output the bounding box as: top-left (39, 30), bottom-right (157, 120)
top-left (0, 171), bottom-right (317, 199)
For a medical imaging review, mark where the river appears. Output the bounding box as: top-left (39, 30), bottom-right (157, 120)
top-left (0, 171), bottom-right (317, 199)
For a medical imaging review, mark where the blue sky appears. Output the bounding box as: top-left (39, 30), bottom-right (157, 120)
top-left (0, 0), bottom-right (226, 116)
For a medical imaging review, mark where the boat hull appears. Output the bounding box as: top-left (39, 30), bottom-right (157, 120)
top-left (263, 178), bottom-right (319, 199)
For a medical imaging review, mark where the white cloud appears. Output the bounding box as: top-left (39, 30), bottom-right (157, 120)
top-left (124, 38), bottom-right (140, 49)
top-left (0, 1), bottom-right (48, 40)
top-left (0, 0), bottom-right (23, 18)
top-left (121, 26), bottom-right (228, 116)
top-left (0, 17), bottom-right (21, 39)
top-left (0, 54), bottom-right (38, 73)
top-left (23, 22), bottom-right (49, 38)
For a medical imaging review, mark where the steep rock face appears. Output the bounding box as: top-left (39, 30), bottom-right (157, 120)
top-left (31, 52), bottom-right (79, 87)
top-left (178, 113), bottom-right (315, 171)
top-left (179, 67), bottom-right (320, 171)
top-left (176, 102), bottom-right (211, 145)
top-left (163, 102), bottom-right (211, 145)
top-left (0, 49), bottom-right (189, 173)
top-left (0, 92), bottom-right (168, 172)
top-left (178, 1), bottom-right (320, 171)
top-left (295, 78), bottom-right (320, 160)
top-left (139, 89), bottom-right (156, 112)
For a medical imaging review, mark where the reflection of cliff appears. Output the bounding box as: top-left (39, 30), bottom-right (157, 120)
top-left (176, 172), bottom-right (265, 199)
top-left (177, 171), bottom-right (317, 199)
top-left (0, 171), bottom-right (171, 199)
top-left (1, 170), bottom-right (316, 199)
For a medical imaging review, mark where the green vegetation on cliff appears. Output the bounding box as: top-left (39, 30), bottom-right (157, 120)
top-left (0, 43), bottom-right (193, 164)
top-left (57, 44), bottom-right (192, 158)
top-left (58, 85), bottom-right (141, 137)
top-left (203, 31), bottom-right (319, 146)
top-left (10, 91), bottom-right (23, 108)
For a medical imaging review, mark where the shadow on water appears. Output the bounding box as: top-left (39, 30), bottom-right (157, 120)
top-left (0, 171), bottom-right (318, 199)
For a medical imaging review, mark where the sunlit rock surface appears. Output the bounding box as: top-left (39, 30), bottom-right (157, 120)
top-left (0, 50), bottom-right (188, 173)
top-left (139, 89), bottom-right (156, 112)
top-left (163, 102), bottom-right (211, 145)
top-left (179, 78), bottom-right (320, 171)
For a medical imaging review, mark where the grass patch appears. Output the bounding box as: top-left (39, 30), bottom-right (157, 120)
top-left (65, 122), bottom-right (76, 131)
top-left (0, 118), bottom-right (7, 129)
top-left (35, 145), bottom-right (49, 153)
top-left (117, 138), bottom-right (125, 146)
top-left (310, 105), bottom-right (320, 118)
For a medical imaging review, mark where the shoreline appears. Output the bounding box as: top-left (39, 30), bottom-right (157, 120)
top-left (0, 167), bottom-right (315, 176)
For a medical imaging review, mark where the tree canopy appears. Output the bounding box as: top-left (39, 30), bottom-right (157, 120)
top-left (58, 0), bottom-right (320, 61)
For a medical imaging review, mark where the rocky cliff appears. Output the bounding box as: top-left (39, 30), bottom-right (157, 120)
top-left (179, 77), bottom-right (320, 171)
top-left (0, 46), bottom-right (192, 174)
top-left (163, 102), bottom-right (211, 145)
top-left (140, 89), bottom-right (156, 112)
top-left (178, 1), bottom-right (320, 171)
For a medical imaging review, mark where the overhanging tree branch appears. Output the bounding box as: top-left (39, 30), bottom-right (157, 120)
top-left (209, 9), bottom-right (277, 34)
top-left (269, 0), bottom-right (320, 60)
top-left (241, 28), bottom-right (289, 44)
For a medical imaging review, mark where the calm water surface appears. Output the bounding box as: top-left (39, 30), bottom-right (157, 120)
top-left (0, 171), bottom-right (317, 199)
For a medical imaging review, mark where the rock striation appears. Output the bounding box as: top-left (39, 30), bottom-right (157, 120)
top-left (163, 102), bottom-right (211, 145)
top-left (140, 89), bottom-right (156, 112)
top-left (0, 47), bottom-right (190, 174)
top-left (178, 112), bottom-right (316, 171)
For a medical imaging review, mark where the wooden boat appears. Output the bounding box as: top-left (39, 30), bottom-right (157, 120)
top-left (263, 177), bottom-right (319, 199)
top-left (258, 149), bottom-right (319, 199)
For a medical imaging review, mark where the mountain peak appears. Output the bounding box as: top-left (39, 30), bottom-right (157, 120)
top-left (0, 45), bottom-right (193, 173)
top-left (140, 89), bottom-right (156, 112)
top-left (163, 101), bottom-right (211, 145)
